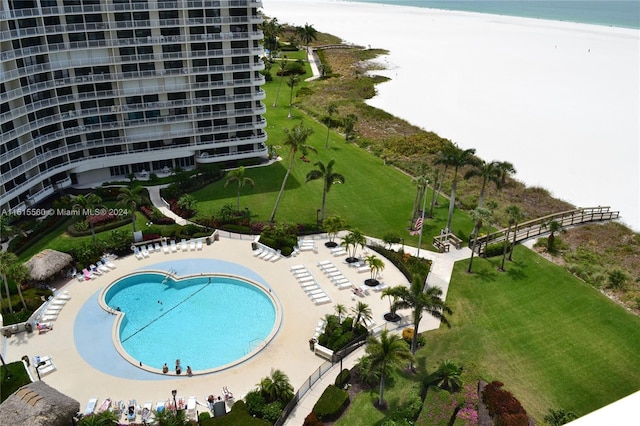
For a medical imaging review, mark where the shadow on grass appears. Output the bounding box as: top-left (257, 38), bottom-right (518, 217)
top-left (471, 266), bottom-right (499, 283)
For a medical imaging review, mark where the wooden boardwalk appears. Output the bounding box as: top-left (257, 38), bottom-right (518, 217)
top-left (472, 206), bottom-right (620, 255)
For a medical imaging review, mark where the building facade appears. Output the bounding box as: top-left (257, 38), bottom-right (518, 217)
top-left (1, 0), bottom-right (267, 211)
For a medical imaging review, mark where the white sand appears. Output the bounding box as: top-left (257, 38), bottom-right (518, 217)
top-left (263, 0), bottom-right (640, 231)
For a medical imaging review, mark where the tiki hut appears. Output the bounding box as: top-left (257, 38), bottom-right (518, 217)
top-left (24, 249), bottom-right (73, 282)
top-left (0, 381), bottom-right (79, 426)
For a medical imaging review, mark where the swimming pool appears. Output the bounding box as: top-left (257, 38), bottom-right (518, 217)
top-left (102, 271), bottom-right (278, 373)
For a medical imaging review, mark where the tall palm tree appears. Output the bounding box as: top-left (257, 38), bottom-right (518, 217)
top-left (343, 113), bottom-right (358, 141)
top-left (501, 205), bottom-right (524, 270)
top-left (434, 144), bottom-right (478, 232)
top-left (341, 228), bottom-right (366, 261)
top-left (260, 16), bottom-right (282, 54)
top-left (365, 329), bottom-right (413, 407)
top-left (393, 277), bottom-right (452, 359)
top-left (224, 166), bottom-right (255, 212)
top-left (545, 220), bottom-right (563, 252)
top-left (295, 23), bottom-right (318, 51)
top-left (334, 303), bottom-right (347, 323)
top-left (72, 193), bottom-right (104, 243)
top-left (117, 185), bottom-right (144, 233)
top-left (381, 286), bottom-right (402, 321)
top-left (305, 159), bottom-right (345, 224)
top-left (497, 161), bottom-right (517, 186)
top-left (351, 301), bottom-right (373, 328)
top-left (270, 122), bottom-right (316, 222)
top-left (259, 369), bottom-right (294, 404)
top-left (411, 174), bottom-right (429, 223)
top-left (467, 207), bottom-right (493, 273)
top-left (273, 59), bottom-right (287, 107)
top-left (324, 103), bottom-right (337, 148)
top-left (464, 160), bottom-right (502, 208)
top-left (0, 250), bottom-right (15, 313)
top-left (287, 73), bottom-right (299, 118)
top-left (364, 254), bottom-right (385, 283)
top-left (323, 215), bottom-right (347, 247)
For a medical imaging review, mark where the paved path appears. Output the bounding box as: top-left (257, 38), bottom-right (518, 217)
top-left (146, 185), bottom-right (196, 226)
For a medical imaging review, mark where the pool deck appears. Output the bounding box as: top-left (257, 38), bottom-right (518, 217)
top-left (2, 231), bottom-right (471, 423)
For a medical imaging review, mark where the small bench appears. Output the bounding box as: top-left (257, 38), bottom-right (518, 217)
top-left (447, 234), bottom-right (463, 250)
top-left (314, 344), bottom-right (334, 361)
top-left (433, 238), bottom-right (450, 253)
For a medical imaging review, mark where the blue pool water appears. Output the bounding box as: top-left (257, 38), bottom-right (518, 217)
top-left (104, 272), bottom-right (276, 372)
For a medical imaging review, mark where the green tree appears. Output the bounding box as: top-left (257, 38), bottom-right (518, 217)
top-left (72, 193), bottom-right (104, 242)
top-left (0, 250), bottom-right (16, 313)
top-left (259, 369), bottom-right (294, 404)
top-left (467, 207), bottom-right (494, 273)
top-left (381, 286), bottom-right (402, 321)
top-left (501, 205), bottom-right (524, 270)
top-left (323, 215), bottom-right (347, 246)
top-left (305, 159), bottom-right (345, 224)
top-left (152, 406), bottom-right (190, 426)
top-left (287, 73), bottom-right (299, 119)
top-left (544, 407), bottom-right (578, 426)
top-left (177, 194), bottom-right (197, 212)
top-left (273, 59), bottom-right (287, 107)
top-left (364, 254), bottom-right (385, 282)
top-left (224, 166), bottom-right (255, 212)
top-left (334, 303), bottom-right (347, 323)
top-left (341, 229), bottom-right (366, 260)
top-left (343, 113), bottom-right (358, 142)
top-left (464, 159), bottom-right (502, 208)
top-left (545, 220), bottom-right (563, 252)
top-left (497, 161), bottom-right (517, 186)
top-left (117, 185), bottom-right (144, 233)
top-left (324, 103), bottom-right (337, 148)
top-left (434, 144), bottom-right (478, 232)
top-left (426, 360), bottom-right (463, 392)
top-left (364, 329), bottom-right (413, 407)
top-left (393, 277), bottom-right (452, 361)
top-left (411, 174), bottom-right (429, 223)
top-left (295, 23), bottom-right (318, 51)
top-left (260, 16), bottom-right (282, 54)
top-left (270, 122), bottom-right (316, 222)
top-left (351, 301), bottom-right (372, 329)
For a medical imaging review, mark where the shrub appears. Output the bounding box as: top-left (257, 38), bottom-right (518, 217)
top-left (312, 385), bottom-right (349, 422)
top-left (402, 328), bottom-right (414, 344)
top-left (244, 389), bottom-right (266, 418)
top-left (335, 369), bottom-right (351, 389)
top-left (416, 386), bottom-right (459, 426)
top-left (303, 412), bottom-right (324, 426)
top-left (262, 401), bottom-right (283, 423)
top-left (482, 381), bottom-right (528, 426)
top-left (484, 242), bottom-right (509, 258)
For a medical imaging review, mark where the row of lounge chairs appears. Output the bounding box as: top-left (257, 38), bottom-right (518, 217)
top-left (289, 265), bottom-right (331, 305)
top-left (133, 238), bottom-right (203, 259)
top-left (252, 246), bottom-right (281, 262)
top-left (317, 260), bottom-right (352, 289)
top-left (75, 256), bottom-right (117, 281)
top-left (37, 291), bottom-right (71, 323)
top-left (312, 318), bottom-right (327, 340)
top-left (298, 238), bottom-right (318, 252)
top-left (330, 245), bottom-right (347, 257)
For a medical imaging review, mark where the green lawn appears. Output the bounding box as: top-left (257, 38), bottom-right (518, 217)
top-left (419, 246), bottom-right (640, 422)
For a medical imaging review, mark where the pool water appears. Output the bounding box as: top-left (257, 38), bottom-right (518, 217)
top-left (104, 273), bottom-right (276, 371)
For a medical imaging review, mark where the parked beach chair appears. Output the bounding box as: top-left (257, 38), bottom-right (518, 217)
top-left (102, 257), bottom-right (117, 269)
top-left (189, 240), bottom-right (196, 251)
top-left (126, 400), bottom-right (137, 421)
top-left (141, 246), bottom-right (150, 258)
top-left (134, 247), bottom-right (143, 260)
top-left (162, 241), bottom-right (169, 253)
top-left (155, 400), bottom-right (165, 413)
top-left (290, 264), bottom-right (305, 271)
top-left (222, 386), bottom-right (234, 401)
top-left (83, 397), bottom-right (98, 416)
top-left (252, 248), bottom-right (263, 257)
top-left (170, 240), bottom-right (177, 252)
top-left (89, 264), bottom-right (103, 276)
top-left (98, 398), bottom-right (112, 413)
top-left (82, 268), bottom-right (95, 280)
top-left (155, 242), bottom-right (162, 252)
top-left (181, 239), bottom-right (188, 252)
top-left (96, 261), bottom-right (110, 273)
top-left (142, 401), bottom-right (153, 423)
top-left (196, 239), bottom-right (203, 250)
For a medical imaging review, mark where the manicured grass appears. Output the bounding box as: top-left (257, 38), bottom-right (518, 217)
top-left (419, 246), bottom-right (640, 422)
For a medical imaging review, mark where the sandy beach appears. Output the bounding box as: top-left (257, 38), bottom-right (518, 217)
top-left (263, 0), bottom-right (640, 231)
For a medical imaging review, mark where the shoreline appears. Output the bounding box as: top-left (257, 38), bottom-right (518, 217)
top-left (263, 0), bottom-right (640, 231)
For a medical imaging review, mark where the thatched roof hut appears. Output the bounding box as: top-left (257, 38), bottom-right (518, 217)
top-left (24, 249), bottom-right (73, 281)
top-left (0, 381), bottom-right (79, 426)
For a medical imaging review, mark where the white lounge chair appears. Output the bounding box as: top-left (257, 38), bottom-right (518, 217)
top-left (102, 257), bottom-right (117, 269)
top-left (170, 240), bottom-right (177, 252)
top-left (84, 397), bottom-right (98, 416)
top-left (162, 241), bottom-right (169, 253)
top-left (96, 261), bottom-right (110, 273)
top-left (181, 239), bottom-right (188, 252)
top-left (141, 246), bottom-right (150, 257)
top-left (196, 239), bottom-right (203, 250)
top-left (317, 260), bottom-right (332, 266)
top-left (290, 264), bottom-right (306, 271)
top-left (252, 248), bottom-right (263, 257)
top-left (307, 288), bottom-right (325, 296)
top-left (314, 296), bottom-right (332, 305)
top-left (298, 276), bottom-right (315, 283)
top-left (189, 240), bottom-right (196, 251)
top-left (134, 247), bottom-right (143, 259)
top-left (155, 242), bottom-right (162, 252)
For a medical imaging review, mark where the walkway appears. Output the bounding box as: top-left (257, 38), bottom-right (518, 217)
top-left (146, 185), bottom-right (195, 226)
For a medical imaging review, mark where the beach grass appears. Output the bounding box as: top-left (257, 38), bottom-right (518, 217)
top-left (419, 246), bottom-right (640, 421)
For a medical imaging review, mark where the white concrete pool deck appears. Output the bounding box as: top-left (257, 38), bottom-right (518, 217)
top-left (2, 232), bottom-right (470, 423)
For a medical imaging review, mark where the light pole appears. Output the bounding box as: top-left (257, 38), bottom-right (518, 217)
top-left (171, 389), bottom-right (177, 412)
top-left (35, 361), bottom-right (46, 381)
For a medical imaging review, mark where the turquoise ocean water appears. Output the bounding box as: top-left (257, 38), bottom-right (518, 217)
top-left (351, 1), bottom-right (640, 29)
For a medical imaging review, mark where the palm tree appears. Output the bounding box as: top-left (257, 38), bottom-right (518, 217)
top-left (544, 407), bottom-right (577, 426)
top-left (177, 194), bottom-right (197, 212)
top-left (273, 59), bottom-right (287, 107)
top-left (411, 173), bottom-right (429, 223)
top-left (287, 73), bottom-right (299, 118)
top-left (72, 193), bottom-right (104, 242)
top-left (343, 113), bottom-right (358, 141)
top-left (434, 144), bottom-right (478, 232)
top-left (9, 260), bottom-right (28, 311)
top-left (497, 161), bottom-right (516, 186)
top-left (393, 277), bottom-right (452, 360)
top-left (364, 254), bottom-right (384, 285)
top-left (464, 159), bottom-right (502, 208)
top-left (78, 410), bottom-right (119, 426)
top-left (324, 103), bottom-right (337, 148)
top-left (427, 360), bottom-right (463, 392)
top-left (151, 406), bottom-right (190, 426)
top-left (270, 122), bottom-right (316, 222)
top-left (260, 16), bottom-right (282, 54)
top-left (351, 301), bottom-right (373, 329)
top-left (467, 207), bottom-right (494, 273)
top-left (501, 205), bottom-right (524, 270)
top-left (305, 159), bottom-right (345, 224)
top-left (323, 215), bottom-right (347, 247)
top-left (296, 23), bottom-right (318, 51)
top-left (117, 185), bottom-right (143, 233)
top-left (341, 228), bottom-right (366, 261)
top-left (381, 286), bottom-right (402, 322)
top-left (334, 303), bottom-right (347, 323)
top-left (364, 329), bottom-right (413, 407)
top-left (0, 250), bottom-right (15, 313)
top-left (224, 166), bottom-right (255, 212)
top-left (545, 220), bottom-right (563, 252)
top-left (259, 369), bottom-right (294, 404)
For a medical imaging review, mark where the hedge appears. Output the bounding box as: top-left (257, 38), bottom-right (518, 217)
top-left (334, 369), bottom-right (351, 389)
top-left (312, 384), bottom-right (349, 422)
top-left (416, 386), bottom-right (459, 426)
top-left (481, 381), bottom-right (528, 426)
top-left (204, 400), bottom-right (270, 426)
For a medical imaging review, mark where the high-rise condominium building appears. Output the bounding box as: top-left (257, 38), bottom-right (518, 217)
top-left (1, 0), bottom-right (267, 212)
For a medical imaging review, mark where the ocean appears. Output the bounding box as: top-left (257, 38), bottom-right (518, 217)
top-left (351, 0), bottom-right (640, 29)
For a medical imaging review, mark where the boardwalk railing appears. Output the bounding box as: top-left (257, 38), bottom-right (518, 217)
top-left (473, 206), bottom-right (620, 255)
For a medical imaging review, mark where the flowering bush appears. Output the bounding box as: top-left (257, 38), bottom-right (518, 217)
top-left (454, 379), bottom-right (479, 426)
top-left (88, 213), bottom-right (116, 226)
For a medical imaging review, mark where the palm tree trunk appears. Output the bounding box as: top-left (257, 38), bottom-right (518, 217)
top-left (320, 182), bottom-right (328, 223)
top-left (446, 168), bottom-right (459, 232)
top-left (270, 155), bottom-right (295, 222)
top-left (500, 225), bottom-right (512, 271)
top-left (325, 124), bottom-right (330, 149)
top-left (467, 235), bottom-right (478, 273)
top-left (131, 211), bottom-right (137, 233)
top-left (478, 178), bottom-right (487, 208)
top-left (237, 189), bottom-right (241, 212)
top-left (2, 274), bottom-right (13, 314)
top-left (509, 223), bottom-right (518, 261)
top-left (274, 73), bottom-right (284, 107)
top-left (89, 220), bottom-right (96, 243)
top-left (379, 371), bottom-right (386, 406)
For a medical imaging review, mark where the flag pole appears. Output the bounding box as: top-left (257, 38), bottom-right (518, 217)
top-left (416, 180), bottom-right (428, 258)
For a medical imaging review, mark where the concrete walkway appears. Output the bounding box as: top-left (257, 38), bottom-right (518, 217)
top-left (305, 47), bottom-right (322, 81)
top-left (146, 185), bottom-right (196, 226)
